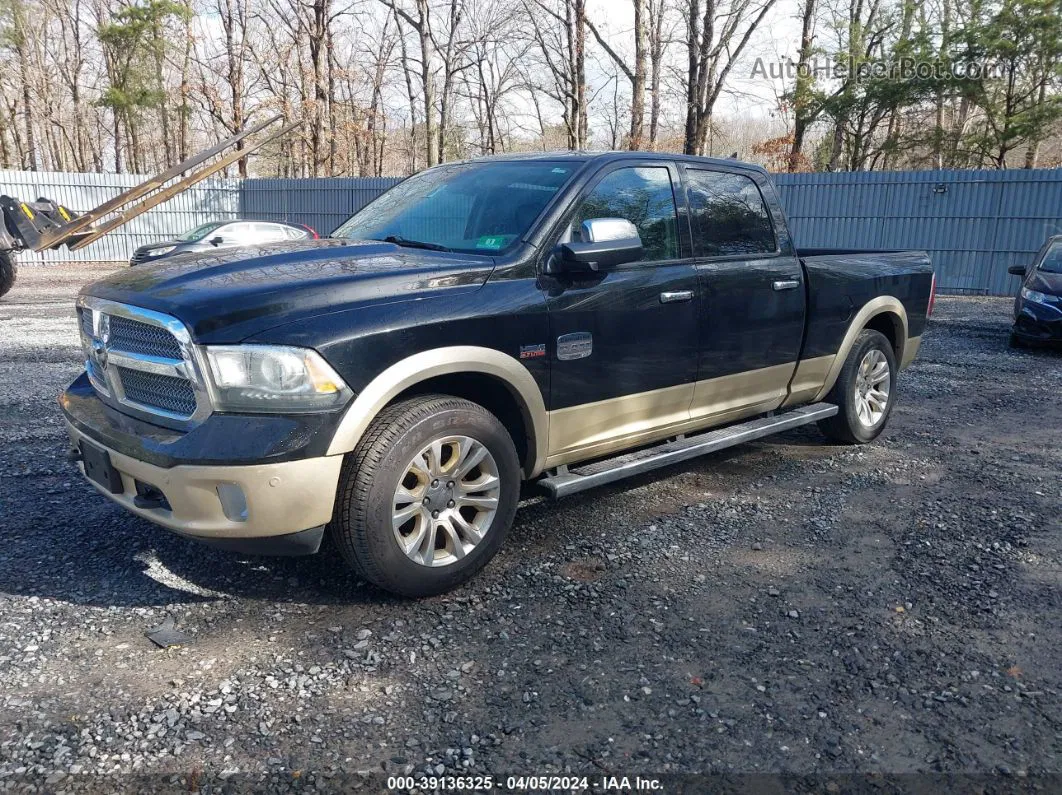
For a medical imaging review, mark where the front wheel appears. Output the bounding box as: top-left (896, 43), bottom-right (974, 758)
top-left (0, 252), bottom-right (16, 299)
top-left (818, 329), bottom-right (898, 444)
top-left (329, 394), bottom-right (521, 597)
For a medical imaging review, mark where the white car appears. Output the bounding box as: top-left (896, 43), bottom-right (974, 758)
top-left (130, 220), bottom-right (317, 265)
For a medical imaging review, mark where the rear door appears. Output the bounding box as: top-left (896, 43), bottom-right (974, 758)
top-left (681, 166), bottom-right (805, 423)
top-left (542, 161), bottom-right (701, 463)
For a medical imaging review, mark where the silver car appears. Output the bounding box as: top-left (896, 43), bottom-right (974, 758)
top-left (129, 220), bottom-right (316, 265)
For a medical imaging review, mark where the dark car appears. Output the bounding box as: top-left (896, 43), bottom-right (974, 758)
top-left (130, 220), bottom-right (316, 265)
top-left (1008, 235), bottom-right (1062, 348)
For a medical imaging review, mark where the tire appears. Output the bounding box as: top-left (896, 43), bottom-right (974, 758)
top-left (329, 394), bottom-right (521, 597)
top-left (0, 252), bottom-right (15, 299)
top-left (817, 329), bottom-right (898, 445)
top-left (1009, 332), bottom-right (1025, 349)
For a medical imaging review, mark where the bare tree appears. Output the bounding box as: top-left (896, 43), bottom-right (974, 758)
top-left (525, 0), bottom-right (587, 149)
top-left (787, 0), bottom-right (817, 170)
top-left (382, 0), bottom-right (438, 166)
top-left (197, 0), bottom-right (254, 175)
top-left (683, 0), bottom-right (779, 156)
top-left (584, 0), bottom-right (647, 149)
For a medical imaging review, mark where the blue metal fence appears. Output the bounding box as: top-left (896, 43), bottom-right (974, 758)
top-left (772, 169), bottom-right (1062, 296)
top-left (5, 166), bottom-right (1062, 295)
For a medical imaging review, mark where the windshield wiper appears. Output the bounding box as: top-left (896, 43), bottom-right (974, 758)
top-left (380, 235), bottom-right (452, 252)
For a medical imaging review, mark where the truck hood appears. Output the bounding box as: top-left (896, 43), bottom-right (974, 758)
top-left (82, 239), bottom-right (495, 343)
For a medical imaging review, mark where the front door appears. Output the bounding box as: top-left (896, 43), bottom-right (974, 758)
top-left (541, 161), bottom-right (701, 465)
top-left (681, 166), bottom-right (806, 424)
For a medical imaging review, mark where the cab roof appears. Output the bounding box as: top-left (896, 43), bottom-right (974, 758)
top-left (465, 150), bottom-right (770, 178)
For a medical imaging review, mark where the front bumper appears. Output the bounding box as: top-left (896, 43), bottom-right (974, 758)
top-left (61, 372), bottom-right (346, 554)
top-left (66, 421), bottom-right (342, 551)
top-left (1013, 301), bottom-right (1062, 344)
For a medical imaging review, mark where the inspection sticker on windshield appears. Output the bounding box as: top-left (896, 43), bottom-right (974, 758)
top-left (475, 235), bottom-right (508, 250)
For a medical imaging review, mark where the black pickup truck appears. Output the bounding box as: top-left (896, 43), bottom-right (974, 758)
top-left (62, 152), bottom-right (934, 596)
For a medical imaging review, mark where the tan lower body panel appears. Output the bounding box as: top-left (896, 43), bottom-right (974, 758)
top-left (545, 363), bottom-right (796, 469)
top-left (66, 422), bottom-right (343, 539)
top-left (689, 362), bottom-right (795, 421)
top-left (546, 382), bottom-right (695, 466)
top-left (781, 354), bottom-right (835, 408)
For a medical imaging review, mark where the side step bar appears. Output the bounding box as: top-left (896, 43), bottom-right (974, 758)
top-left (537, 402), bottom-right (839, 499)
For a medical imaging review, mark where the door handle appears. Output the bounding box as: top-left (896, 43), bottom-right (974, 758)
top-left (660, 290), bottom-right (694, 304)
top-left (773, 279), bottom-right (800, 291)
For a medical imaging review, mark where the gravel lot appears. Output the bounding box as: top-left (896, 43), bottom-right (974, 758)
top-left (1, 265), bottom-right (1060, 792)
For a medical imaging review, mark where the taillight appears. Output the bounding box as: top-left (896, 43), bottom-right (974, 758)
top-left (927, 273), bottom-right (937, 317)
top-left (301, 224), bottom-right (319, 239)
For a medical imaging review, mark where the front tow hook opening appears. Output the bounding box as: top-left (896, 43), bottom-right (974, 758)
top-left (133, 481), bottom-right (171, 511)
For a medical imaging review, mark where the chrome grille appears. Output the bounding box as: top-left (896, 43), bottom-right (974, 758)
top-left (77, 298), bottom-right (209, 429)
top-left (117, 367), bottom-right (197, 416)
top-left (109, 315), bottom-right (183, 359)
top-left (78, 307), bottom-right (93, 338)
top-left (130, 250), bottom-right (148, 265)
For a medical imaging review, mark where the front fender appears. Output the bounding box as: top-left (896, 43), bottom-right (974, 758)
top-left (325, 346), bottom-right (549, 477)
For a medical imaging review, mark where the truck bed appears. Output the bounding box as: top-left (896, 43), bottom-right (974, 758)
top-left (797, 248), bottom-right (934, 363)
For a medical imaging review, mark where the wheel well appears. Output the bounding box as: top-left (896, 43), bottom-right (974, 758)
top-left (864, 311), bottom-right (904, 361)
top-left (390, 373), bottom-right (533, 475)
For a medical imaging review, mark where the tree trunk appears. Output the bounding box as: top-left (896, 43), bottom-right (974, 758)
top-left (648, 0), bottom-right (665, 148)
top-left (629, 0), bottom-right (648, 149)
top-left (788, 0), bottom-right (816, 171)
top-left (12, 1), bottom-right (38, 170)
top-left (417, 0), bottom-right (437, 166)
top-left (1023, 81), bottom-right (1047, 168)
top-left (828, 122), bottom-right (843, 171)
top-left (575, 0), bottom-right (587, 148)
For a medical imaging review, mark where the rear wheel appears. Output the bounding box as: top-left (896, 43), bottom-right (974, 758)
top-left (0, 252), bottom-right (15, 299)
top-left (818, 329), bottom-right (898, 444)
top-left (329, 394), bottom-right (521, 597)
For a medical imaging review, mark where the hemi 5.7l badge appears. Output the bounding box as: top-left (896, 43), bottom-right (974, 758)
top-left (557, 331), bottom-right (593, 361)
top-left (519, 343), bottom-right (546, 360)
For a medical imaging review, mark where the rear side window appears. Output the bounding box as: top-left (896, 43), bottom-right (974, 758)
top-left (249, 223), bottom-right (282, 241)
top-left (686, 170), bottom-right (776, 257)
top-left (571, 166), bottom-right (678, 262)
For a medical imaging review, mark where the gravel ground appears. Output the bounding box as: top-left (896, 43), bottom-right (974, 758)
top-left (0, 265), bottom-right (1060, 792)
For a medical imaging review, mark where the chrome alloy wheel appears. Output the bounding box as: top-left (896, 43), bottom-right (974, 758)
top-left (854, 348), bottom-right (891, 427)
top-left (391, 435), bottom-right (502, 567)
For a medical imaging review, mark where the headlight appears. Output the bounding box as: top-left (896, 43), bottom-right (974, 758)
top-left (1021, 287), bottom-right (1052, 305)
top-left (204, 345), bottom-right (351, 412)
top-left (149, 245), bottom-right (176, 256)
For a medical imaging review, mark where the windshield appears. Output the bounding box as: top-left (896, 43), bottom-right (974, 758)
top-left (1039, 240), bottom-right (1062, 274)
top-left (332, 161), bottom-right (579, 254)
top-left (176, 221), bottom-right (226, 242)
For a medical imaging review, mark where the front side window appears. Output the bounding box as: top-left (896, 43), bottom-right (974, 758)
top-left (333, 161), bottom-right (578, 255)
top-left (570, 166), bottom-right (678, 262)
top-left (1039, 240), bottom-right (1062, 274)
top-left (176, 221), bottom-right (225, 242)
top-left (686, 169), bottom-right (776, 257)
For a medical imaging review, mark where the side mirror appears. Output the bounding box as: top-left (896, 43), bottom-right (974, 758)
top-left (1008, 264), bottom-right (1028, 276)
top-left (557, 218), bottom-right (643, 272)
top-left (210, 236), bottom-right (224, 247)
